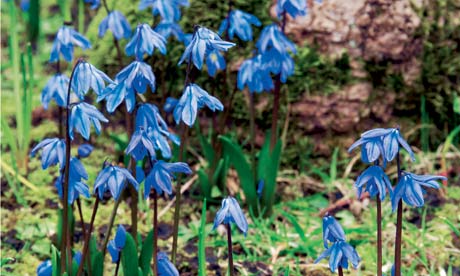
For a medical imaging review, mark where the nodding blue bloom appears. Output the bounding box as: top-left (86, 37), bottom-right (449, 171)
top-left (144, 160), bottom-right (192, 197)
top-left (213, 196), bottom-right (248, 236)
top-left (256, 24), bottom-right (296, 55)
top-left (178, 26), bottom-right (235, 70)
top-left (50, 26), bottom-right (91, 62)
top-left (154, 21), bottom-right (186, 42)
top-left (55, 157), bottom-right (90, 204)
top-left (116, 60), bottom-right (156, 94)
top-left (322, 215), bottom-right (346, 248)
top-left (125, 24), bottom-right (167, 60)
top-left (348, 128), bottom-right (415, 163)
top-left (84, 0), bottom-right (100, 9)
top-left (69, 102), bottom-right (109, 140)
top-left (355, 165), bottom-right (392, 201)
top-left (139, 0), bottom-right (188, 22)
top-left (77, 144), bottom-right (94, 158)
top-left (99, 11), bottom-right (132, 40)
top-left (257, 179), bottom-right (264, 198)
top-left (276, 0), bottom-right (312, 19)
top-left (93, 164), bottom-right (139, 200)
top-left (315, 241), bottom-right (361, 272)
top-left (30, 138), bottom-right (66, 169)
top-left (205, 50), bottom-right (226, 77)
top-left (391, 172), bottom-right (447, 211)
top-left (173, 83), bottom-right (224, 126)
top-left (125, 127), bottom-right (156, 161)
top-left (238, 54), bottom-right (274, 93)
top-left (263, 49), bottom-right (295, 83)
top-left (71, 61), bottom-right (113, 98)
top-left (219, 10), bottom-right (261, 41)
top-left (20, 0), bottom-right (30, 11)
top-left (136, 165), bottom-right (145, 183)
top-left (157, 252), bottom-right (179, 276)
top-left (107, 225), bottom-right (127, 263)
top-left (36, 260), bottom-right (52, 276)
top-left (163, 97), bottom-right (178, 113)
top-left (97, 81), bottom-right (134, 113)
top-left (41, 74), bottom-right (70, 110)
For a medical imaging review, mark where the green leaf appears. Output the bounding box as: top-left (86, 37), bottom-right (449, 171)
top-left (198, 198), bottom-right (207, 276)
top-left (198, 131), bottom-right (215, 163)
top-left (51, 245), bottom-right (60, 276)
top-left (329, 147), bottom-right (339, 183)
top-left (197, 168), bottom-right (211, 199)
top-left (1, 117), bottom-right (17, 156)
top-left (258, 135), bottom-right (282, 216)
top-left (219, 135), bottom-right (256, 211)
top-left (453, 95), bottom-right (460, 114)
top-left (139, 229), bottom-right (154, 276)
top-left (91, 251), bottom-right (104, 276)
top-left (0, 258), bottom-right (14, 268)
top-left (121, 232), bottom-right (139, 275)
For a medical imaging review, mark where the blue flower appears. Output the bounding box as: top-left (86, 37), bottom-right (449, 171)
top-left (257, 179), bottom-right (264, 198)
top-left (41, 74), bottom-right (69, 110)
top-left (93, 164), bottom-right (139, 200)
top-left (213, 196), bottom-right (248, 236)
top-left (139, 0), bottom-right (188, 22)
top-left (163, 97), bottom-right (178, 113)
top-left (116, 61), bottom-right (156, 94)
top-left (84, 0), bottom-right (100, 9)
top-left (71, 61), bottom-right (113, 98)
top-left (263, 49), bottom-right (295, 83)
top-left (20, 0), bottom-right (30, 11)
top-left (157, 252), bottom-right (179, 276)
top-left (77, 144), bottom-right (94, 158)
top-left (136, 165), bottom-right (145, 183)
top-left (97, 81), bottom-right (134, 113)
top-left (276, 0), bottom-right (311, 19)
top-left (355, 165), bottom-right (392, 201)
top-left (205, 50), bottom-right (226, 77)
top-left (50, 26), bottom-right (91, 62)
top-left (125, 23), bottom-right (167, 60)
top-left (219, 10), bottom-right (261, 41)
top-left (315, 241), bottom-right (360, 272)
top-left (154, 21), bottom-right (186, 42)
top-left (69, 102), bottom-right (109, 140)
top-left (391, 172), bottom-right (446, 211)
top-left (348, 128), bottom-right (415, 163)
top-left (125, 127), bottom-right (156, 161)
top-left (322, 215), bottom-right (346, 248)
top-left (30, 138), bottom-right (66, 169)
top-left (99, 11), bottom-right (131, 40)
top-left (144, 160), bottom-right (192, 197)
top-left (55, 157), bottom-right (90, 204)
top-left (107, 225), bottom-right (127, 263)
top-left (36, 260), bottom-right (52, 276)
top-left (256, 24), bottom-right (296, 55)
top-left (178, 26), bottom-right (235, 70)
top-left (173, 83), bottom-right (223, 126)
top-left (237, 54), bottom-right (274, 93)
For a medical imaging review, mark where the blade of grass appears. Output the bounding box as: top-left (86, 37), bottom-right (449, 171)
top-left (198, 198), bottom-right (207, 276)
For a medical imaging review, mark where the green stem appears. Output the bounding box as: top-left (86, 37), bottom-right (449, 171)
top-left (153, 191), bottom-right (158, 276)
top-left (102, 198), bottom-right (122, 257)
top-left (249, 92), bottom-right (256, 184)
top-left (76, 198), bottom-right (92, 276)
top-left (226, 224), bottom-right (234, 276)
top-left (394, 151), bottom-right (402, 276)
top-left (376, 195), bottom-right (382, 276)
top-left (78, 0), bottom-right (84, 33)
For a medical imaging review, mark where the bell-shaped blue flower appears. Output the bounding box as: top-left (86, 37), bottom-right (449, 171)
top-left (157, 252), bottom-right (179, 276)
top-left (144, 160), bottom-right (192, 197)
top-left (125, 23), bottom-right (167, 60)
top-left (256, 24), bottom-right (296, 55)
top-left (97, 81), bottom-right (134, 113)
top-left (322, 215), bottom-right (346, 248)
top-left (71, 61), bottom-right (113, 98)
top-left (139, 0), bottom-right (188, 22)
top-left (41, 74), bottom-right (70, 110)
top-left (355, 165), bottom-right (392, 201)
top-left (348, 136), bottom-right (385, 164)
top-left (84, 0), bottom-right (100, 9)
top-left (36, 259), bottom-right (52, 276)
top-left (125, 127), bottom-right (156, 161)
top-left (107, 225), bottom-right (127, 263)
top-left (77, 144), bottom-right (94, 158)
top-left (93, 164), bottom-right (139, 200)
top-left (30, 138), bottom-right (66, 169)
top-left (55, 157), bottom-right (90, 204)
top-left (276, 0), bottom-right (308, 19)
top-left (163, 97), bottom-right (178, 113)
top-left (219, 10), bottom-right (261, 41)
top-left (263, 49), bottom-right (295, 83)
top-left (98, 11), bottom-right (132, 40)
top-left (391, 172), bottom-right (446, 211)
top-left (69, 102), bottom-right (109, 140)
top-left (257, 179), bottom-right (264, 199)
top-left (116, 60), bottom-right (156, 94)
top-left (205, 49), bottom-right (226, 77)
top-left (173, 83), bottom-right (223, 126)
top-left (213, 196), bottom-right (248, 236)
top-left (154, 21), bottom-right (186, 42)
top-left (178, 26), bottom-right (235, 70)
top-left (50, 26), bottom-right (91, 62)
top-left (238, 54), bottom-right (274, 93)
top-left (315, 240), bottom-right (361, 272)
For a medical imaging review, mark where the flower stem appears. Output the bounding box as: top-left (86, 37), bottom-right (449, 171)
top-left (61, 58), bottom-right (82, 275)
top-left (76, 199), bottom-right (92, 275)
top-left (226, 223), bottom-right (234, 276)
top-left (153, 191), bottom-right (158, 276)
top-left (102, 197), bottom-right (121, 257)
top-left (394, 151), bottom-right (402, 276)
top-left (114, 253), bottom-right (121, 276)
top-left (338, 266), bottom-right (344, 276)
top-left (376, 195), bottom-right (382, 276)
top-left (249, 92), bottom-right (256, 184)
top-left (76, 197), bottom-right (99, 276)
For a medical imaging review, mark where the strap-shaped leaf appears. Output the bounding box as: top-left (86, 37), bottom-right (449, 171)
top-left (51, 245), bottom-right (60, 276)
top-left (139, 229), bottom-right (154, 276)
top-left (121, 232), bottom-right (139, 275)
top-left (258, 135), bottom-right (282, 215)
top-left (198, 198), bottom-right (207, 276)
